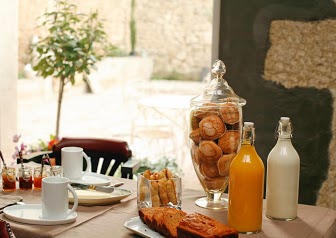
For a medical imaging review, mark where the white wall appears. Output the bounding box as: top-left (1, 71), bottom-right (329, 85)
top-left (0, 0), bottom-right (18, 164)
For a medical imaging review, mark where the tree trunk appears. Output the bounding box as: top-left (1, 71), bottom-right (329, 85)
top-left (55, 77), bottom-right (65, 138)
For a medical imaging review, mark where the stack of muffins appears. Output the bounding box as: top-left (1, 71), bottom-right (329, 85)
top-left (189, 102), bottom-right (241, 190)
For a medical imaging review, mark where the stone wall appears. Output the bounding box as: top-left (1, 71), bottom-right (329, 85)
top-left (18, 0), bottom-right (213, 81)
top-left (135, 0), bottom-right (213, 79)
top-left (264, 20), bottom-right (336, 209)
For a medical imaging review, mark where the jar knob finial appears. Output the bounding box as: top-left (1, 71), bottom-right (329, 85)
top-left (211, 60), bottom-right (226, 79)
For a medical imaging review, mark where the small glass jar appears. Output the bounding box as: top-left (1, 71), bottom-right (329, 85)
top-left (18, 166), bottom-right (33, 190)
top-left (33, 166), bottom-right (49, 190)
top-left (137, 172), bottom-right (182, 210)
top-left (49, 165), bottom-right (63, 177)
top-left (2, 167), bottom-right (16, 192)
top-left (189, 60), bottom-right (246, 209)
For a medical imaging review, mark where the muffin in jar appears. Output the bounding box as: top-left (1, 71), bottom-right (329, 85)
top-left (219, 102), bottom-right (240, 125)
top-left (199, 114), bottom-right (226, 140)
top-left (198, 140), bottom-right (223, 164)
top-left (218, 130), bottom-right (240, 153)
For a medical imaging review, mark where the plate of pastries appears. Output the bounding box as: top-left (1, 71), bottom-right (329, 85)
top-left (124, 206), bottom-right (238, 238)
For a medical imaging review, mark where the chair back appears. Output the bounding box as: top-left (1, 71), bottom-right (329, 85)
top-left (52, 137), bottom-right (132, 176)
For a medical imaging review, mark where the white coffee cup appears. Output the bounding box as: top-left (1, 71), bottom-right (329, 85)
top-left (61, 147), bottom-right (91, 180)
top-left (41, 176), bottom-right (78, 220)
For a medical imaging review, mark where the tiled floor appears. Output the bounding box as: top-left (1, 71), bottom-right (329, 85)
top-left (17, 79), bottom-right (206, 190)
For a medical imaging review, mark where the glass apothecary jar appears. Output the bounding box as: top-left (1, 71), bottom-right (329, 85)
top-left (189, 60), bottom-right (246, 209)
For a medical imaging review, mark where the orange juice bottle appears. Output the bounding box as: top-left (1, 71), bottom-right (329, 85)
top-left (228, 122), bottom-right (265, 234)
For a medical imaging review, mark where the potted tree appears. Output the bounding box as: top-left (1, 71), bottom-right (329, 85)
top-left (32, 0), bottom-right (107, 138)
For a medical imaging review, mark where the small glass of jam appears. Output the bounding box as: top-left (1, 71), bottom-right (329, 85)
top-left (18, 167), bottom-right (33, 190)
top-left (49, 165), bottom-right (63, 177)
top-left (2, 167), bottom-right (17, 192)
top-left (33, 166), bottom-right (49, 190)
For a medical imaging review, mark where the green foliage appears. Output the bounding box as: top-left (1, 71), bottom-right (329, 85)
top-left (37, 134), bottom-right (58, 151)
top-left (104, 44), bottom-right (129, 57)
top-left (32, 0), bottom-right (107, 85)
top-left (18, 71), bottom-right (26, 79)
top-left (136, 156), bottom-right (183, 177)
top-left (151, 71), bottom-right (195, 81)
top-left (130, 0), bottom-right (136, 55)
top-left (31, 0), bottom-right (108, 137)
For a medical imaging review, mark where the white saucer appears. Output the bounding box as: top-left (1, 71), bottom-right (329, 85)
top-left (4, 204), bottom-right (77, 225)
top-left (69, 172), bottom-right (111, 186)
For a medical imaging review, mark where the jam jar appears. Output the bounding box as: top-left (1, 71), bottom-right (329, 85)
top-left (189, 59), bottom-right (246, 209)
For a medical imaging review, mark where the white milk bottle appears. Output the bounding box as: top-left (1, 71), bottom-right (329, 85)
top-left (266, 117), bottom-right (300, 220)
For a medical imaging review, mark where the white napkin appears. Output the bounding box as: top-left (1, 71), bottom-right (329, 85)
top-left (0, 195), bottom-right (23, 211)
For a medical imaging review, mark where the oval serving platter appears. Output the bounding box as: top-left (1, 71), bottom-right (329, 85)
top-left (69, 188), bottom-right (132, 206)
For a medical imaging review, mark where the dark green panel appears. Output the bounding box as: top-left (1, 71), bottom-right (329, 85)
top-left (219, 0), bottom-right (335, 205)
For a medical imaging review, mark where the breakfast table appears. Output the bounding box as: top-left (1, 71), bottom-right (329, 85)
top-left (0, 176), bottom-right (335, 238)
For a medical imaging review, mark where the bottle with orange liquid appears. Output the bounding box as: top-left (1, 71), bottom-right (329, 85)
top-left (228, 122), bottom-right (265, 234)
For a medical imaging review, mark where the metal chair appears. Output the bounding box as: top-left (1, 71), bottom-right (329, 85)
top-left (17, 137), bottom-right (140, 179)
top-left (130, 101), bottom-right (178, 162)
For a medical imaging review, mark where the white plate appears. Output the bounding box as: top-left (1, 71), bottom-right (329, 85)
top-left (124, 216), bottom-right (164, 238)
top-left (69, 172), bottom-right (111, 186)
top-left (69, 188), bottom-right (132, 206)
top-left (3, 204), bottom-right (77, 225)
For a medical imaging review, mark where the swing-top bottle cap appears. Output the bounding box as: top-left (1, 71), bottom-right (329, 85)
top-left (277, 117), bottom-right (292, 138)
top-left (242, 122), bottom-right (256, 143)
top-left (244, 122), bottom-right (254, 129)
top-left (280, 117), bottom-right (290, 125)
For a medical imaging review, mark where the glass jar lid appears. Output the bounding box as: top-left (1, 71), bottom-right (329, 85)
top-left (191, 60), bottom-right (246, 106)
